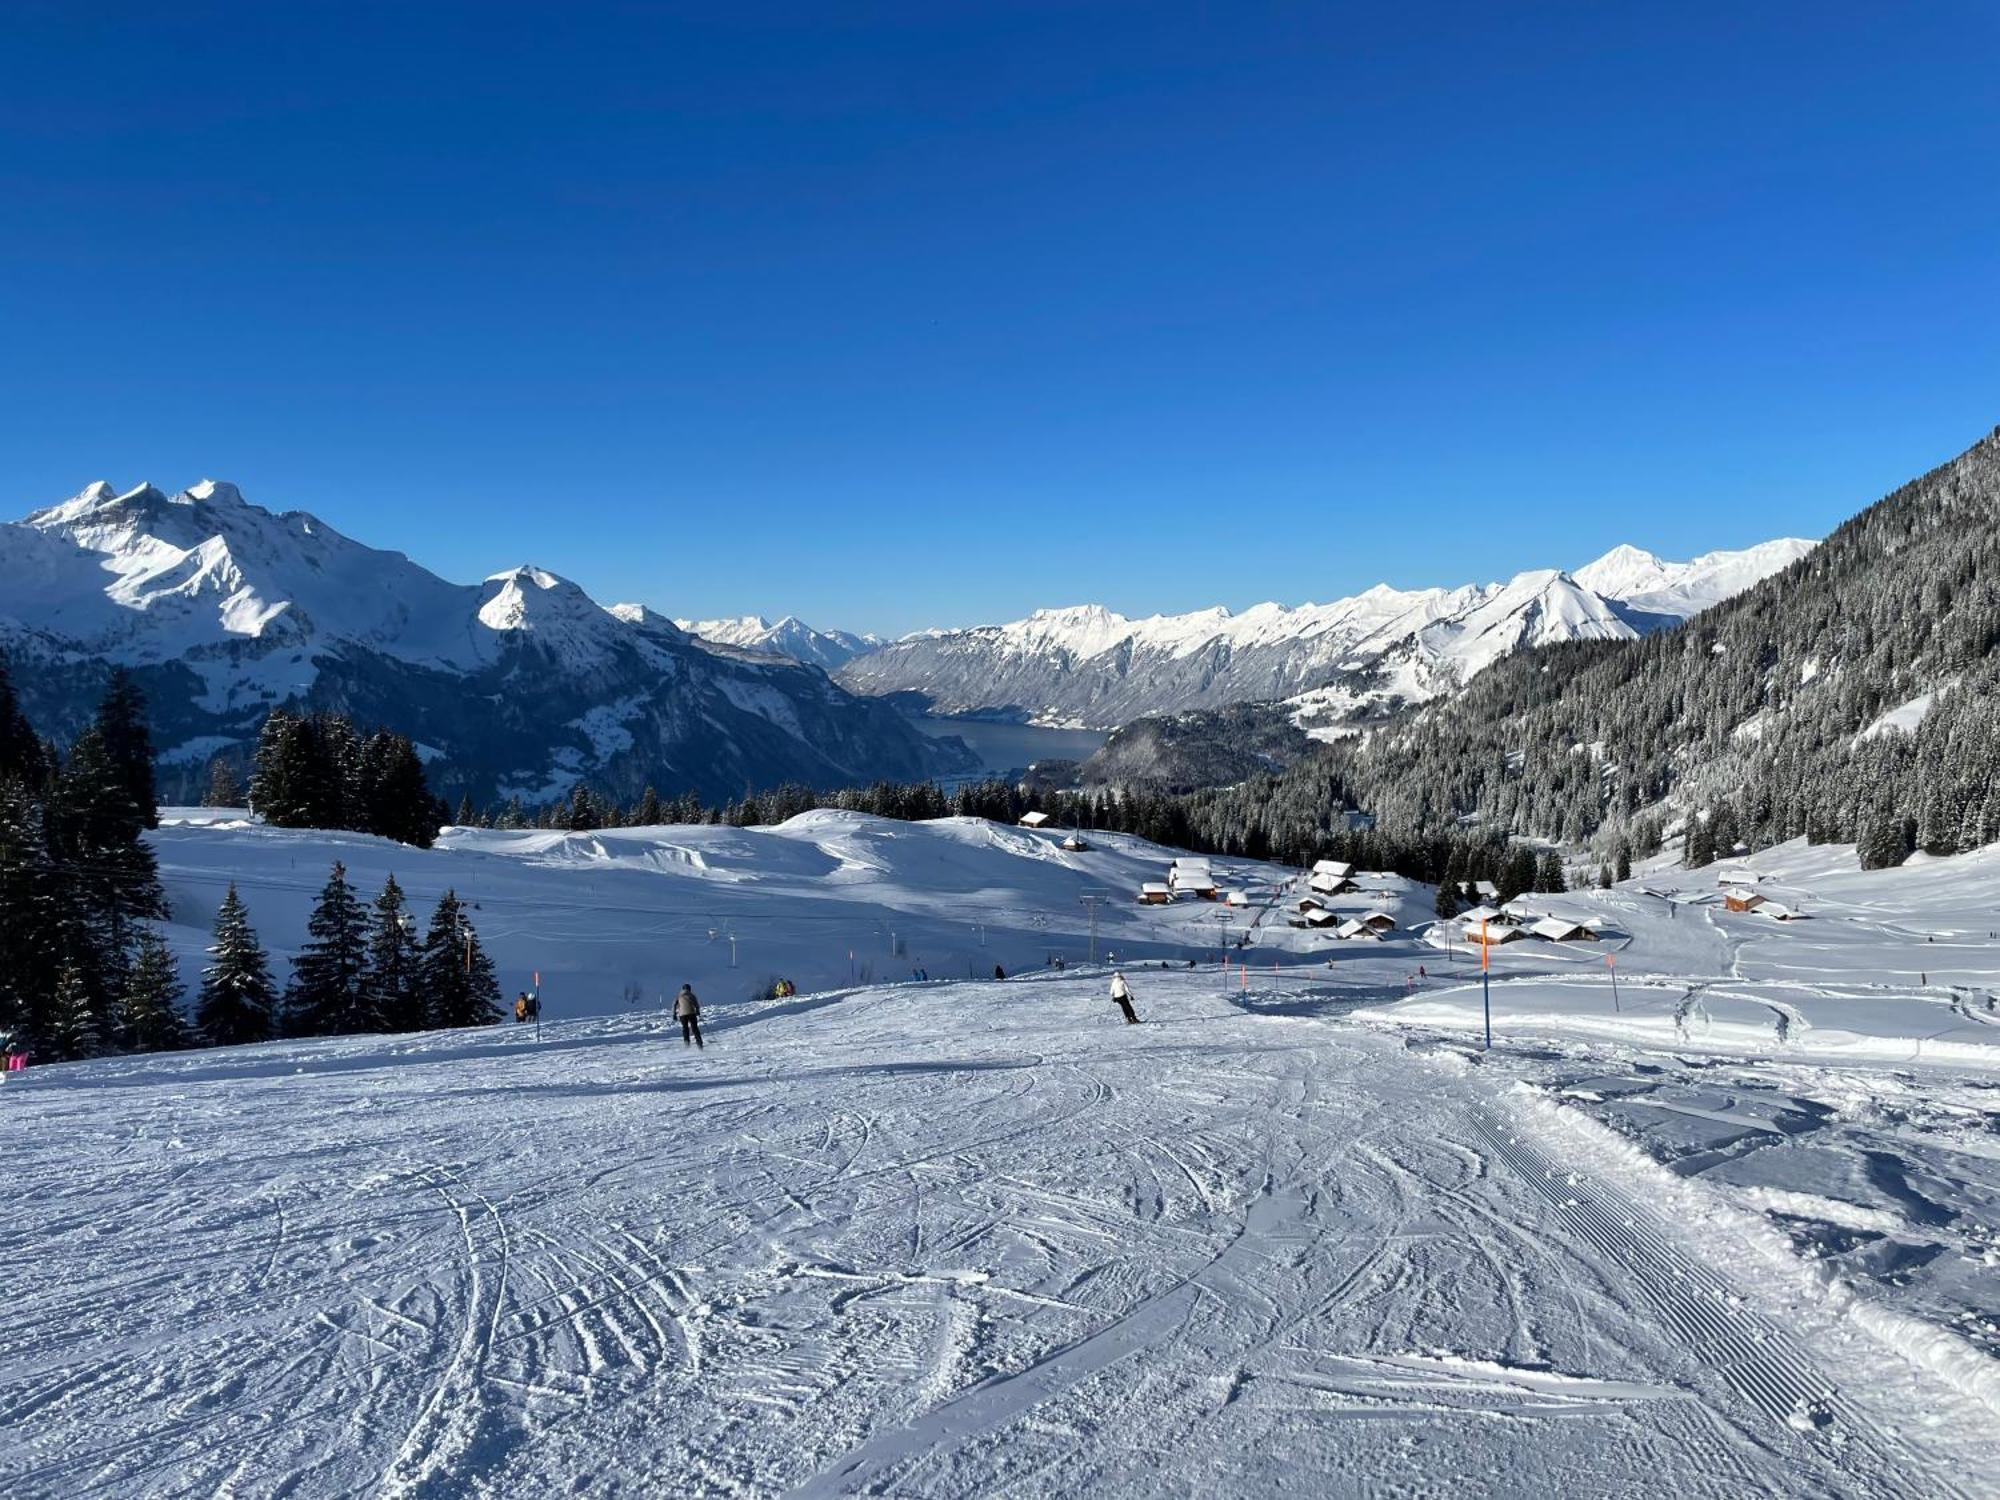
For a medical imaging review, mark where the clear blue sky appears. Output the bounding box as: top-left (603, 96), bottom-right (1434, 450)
top-left (4, 2), bottom-right (1996, 635)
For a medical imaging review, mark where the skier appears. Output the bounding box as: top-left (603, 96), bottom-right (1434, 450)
top-left (514, 992), bottom-right (532, 1023)
top-left (994, 964), bottom-right (1006, 981)
top-left (1110, 971), bottom-right (1139, 1025)
top-left (674, 983), bottom-right (704, 1048)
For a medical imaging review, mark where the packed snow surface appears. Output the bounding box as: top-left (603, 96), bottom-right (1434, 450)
top-left (7, 816), bottom-right (1999, 1497)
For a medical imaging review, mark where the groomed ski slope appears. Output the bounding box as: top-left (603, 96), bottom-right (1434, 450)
top-left (8, 969), bottom-right (1995, 1498)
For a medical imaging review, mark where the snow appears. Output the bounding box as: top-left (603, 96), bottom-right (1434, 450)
top-left (7, 816), bottom-right (2000, 1496)
top-left (1859, 684), bottom-right (1951, 741)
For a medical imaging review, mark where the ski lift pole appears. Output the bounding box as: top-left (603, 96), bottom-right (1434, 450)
top-left (1606, 952), bottom-right (1619, 1013)
top-left (535, 969), bottom-right (543, 1043)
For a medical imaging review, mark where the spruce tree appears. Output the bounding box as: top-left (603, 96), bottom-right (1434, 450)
top-left (1614, 842), bottom-right (1633, 882)
top-left (0, 653), bottom-right (48, 786)
top-left (46, 963), bottom-right (99, 1061)
top-left (197, 884), bottom-right (277, 1045)
top-left (119, 927), bottom-right (190, 1052)
top-left (0, 778), bottom-right (57, 1044)
top-left (1434, 877), bottom-right (1460, 919)
top-left (421, 890), bottom-right (501, 1028)
top-left (634, 786), bottom-right (663, 826)
top-left (286, 861), bottom-right (374, 1036)
top-left (93, 669), bottom-right (158, 829)
top-left (204, 758), bottom-right (244, 808)
top-left (363, 874), bottom-right (424, 1031)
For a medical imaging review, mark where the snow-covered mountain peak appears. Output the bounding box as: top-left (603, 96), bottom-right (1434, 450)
top-left (182, 478), bottom-right (246, 506)
top-left (837, 539), bottom-right (1807, 729)
top-left (1572, 543), bottom-right (1669, 596)
top-left (476, 566), bottom-right (606, 633)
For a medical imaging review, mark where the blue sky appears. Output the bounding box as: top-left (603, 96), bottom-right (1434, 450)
top-left (4, 2), bottom-right (1996, 635)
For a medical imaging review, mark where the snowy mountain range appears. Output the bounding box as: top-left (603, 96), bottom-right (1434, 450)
top-left (673, 615), bottom-right (881, 672)
top-left (832, 540), bottom-right (1815, 730)
top-left (0, 481), bottom-right (968, 803)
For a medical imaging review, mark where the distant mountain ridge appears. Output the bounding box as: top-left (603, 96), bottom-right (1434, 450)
top-left (0, 480), bottom-right (968, 804)
top-left (832, 540), bottom-right (1814, 730)
top-left (673, 615), bottom-right (881, 672)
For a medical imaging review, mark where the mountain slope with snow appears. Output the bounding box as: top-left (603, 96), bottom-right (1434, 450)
top-left (673, 614), bottom-right (881, 671)
top-left (836, 541), bottom-right (1812, 729)
top-left (5, 810), bottom-right (1995, 1498)
top-left (0, 481), bottom-right (967, 803)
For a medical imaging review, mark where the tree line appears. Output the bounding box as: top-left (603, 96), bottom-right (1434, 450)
top-left (195, 868), bottom-right (501, 1047)
top-left (0, 659), bottom-right (492, 1062)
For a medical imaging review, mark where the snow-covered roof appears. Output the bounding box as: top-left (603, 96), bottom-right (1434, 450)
top-left (1335, 918), bottom-right (1374, 939)
top-left (1528, 916), bottom-right (1592, 941)
top-left (1458, 904), bottom-right (1503, 925)
top-left (1018, 811), bottom-right (1050, 827)
top-left (1716, 869), bottom-right (1760, 886)
top-left (1140, 882), bottom-right (1170, 895)
top-left (1312, 859), bottom-right (1354, 878)
top-left (1224, 890), bottom-right (1250, 905)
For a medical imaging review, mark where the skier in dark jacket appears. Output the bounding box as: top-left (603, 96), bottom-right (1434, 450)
top-left (674, 984), bottom-right (703, 1048)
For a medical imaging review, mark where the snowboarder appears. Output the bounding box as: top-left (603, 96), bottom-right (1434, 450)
top-left (674, 983), bottom-right (703, 1048)
top-left (1110, 972), bottom-right (1139, 1025)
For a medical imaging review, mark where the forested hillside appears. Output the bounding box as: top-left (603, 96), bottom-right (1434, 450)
top-left (1191, 427), bottom-right (2000, 869)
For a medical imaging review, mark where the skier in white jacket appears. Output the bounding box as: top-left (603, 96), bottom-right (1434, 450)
top-left (1109, 972), bottom-right (1139, 1025)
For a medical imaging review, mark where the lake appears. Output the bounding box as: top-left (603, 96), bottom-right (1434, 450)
top-left (907, 715), bottom-right (1109, 784)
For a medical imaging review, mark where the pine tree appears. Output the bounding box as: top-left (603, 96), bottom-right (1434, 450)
top-left (0, 778), bottom-right (57, 1044)
top-left (454, 794), bottom-right (476, 827)
top-left (420, 890), bottom-right (501, 1028)
top-left (634, 786), bottom-right (663, 826)
top-left (93, 669), bottom-right (159, 830)
top-left (363, 874), bottom-right (424, 1031)
top-left (285, 862), bottom-right (375, 1036)
top-left (119, 927), bottom-right (191, 1052)
top-left (1536, 850), bottom-right (1567, 893)
top-left (1434, 877), bottom-right (1460, 919)
top-left (46, 963), bottom-right (99, 1061)
top-left (197, 884), bottom-right (277, 1046)
top-left (204, 758), bottom-right (244, 808)
top-left (1614, 841), bottom-right (1633, 882)
top-left (0, 652), bottom-right (48, 786)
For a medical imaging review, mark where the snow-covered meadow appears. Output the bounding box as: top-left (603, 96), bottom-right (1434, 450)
top-left (7, 813), bottom-right (2000, 1497)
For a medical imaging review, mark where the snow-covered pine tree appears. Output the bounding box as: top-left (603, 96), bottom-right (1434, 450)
top-left (197, 883), bottom-right (277, 1046)
top-left (93, 668), bottom-right (158, 831)
top-left (0, 777), bottom-right (58, 1047)
top-left (1614, 842), bottom-right (1632, 882)
top-left (420, 889), bottom-right (501, 1028)
top-left (363, 874), bottom-right (424, 1031)
top-left (119, 927), bottom-right (190, 1052)
top-left (285, 861), bottom-right (375, 1036)
top-left (46, 963), bottom-right (99, 1061)
top-left (1434, 877), bottom-right (1460, 919)
top-left (0, 652), bottom-right (47, 785)
top-left (204, 757), bottom-right (244, 809)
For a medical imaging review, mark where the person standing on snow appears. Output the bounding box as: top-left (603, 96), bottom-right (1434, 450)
top-left (1109, 972), bottom-right (1139, 1025)
top-left (674, 983), bottom-right (703, 1048)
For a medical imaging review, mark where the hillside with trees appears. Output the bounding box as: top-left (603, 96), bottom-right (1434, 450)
top-left (1216, 426), bottom-right (2000, 869)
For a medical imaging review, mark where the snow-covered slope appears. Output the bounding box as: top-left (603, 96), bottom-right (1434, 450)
top-left (673, 614), bottom-right (881, 671)
top-left (837, 541), bottom-right (1812, 730)
top-left (6, 812), bottom-right (1996, 1498)
top-left (1573, 538), bottom-right (1815, 619)
top-left (0, 481), bottom-right (966, 802)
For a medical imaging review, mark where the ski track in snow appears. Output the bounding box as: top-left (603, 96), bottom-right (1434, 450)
top-left (6, 969), bottom-right (1995, 1499)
